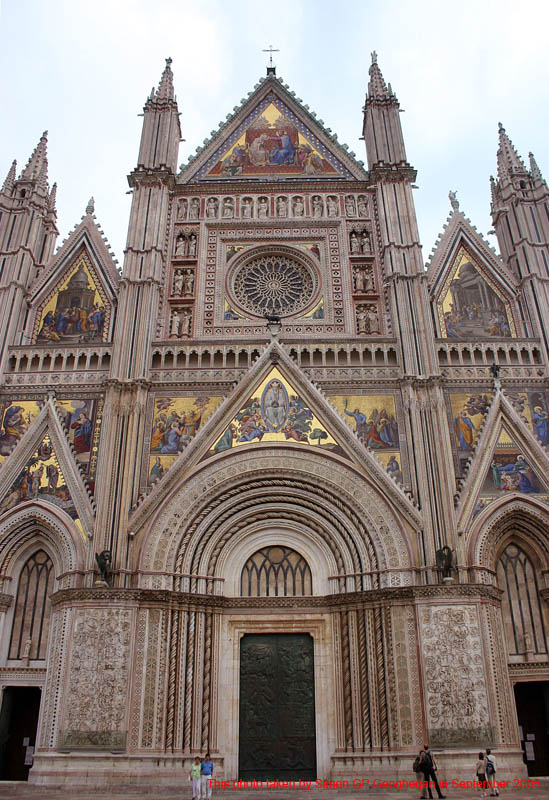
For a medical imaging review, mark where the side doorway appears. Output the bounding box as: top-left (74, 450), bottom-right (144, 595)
top-left (0, 686), bottom-right (42, 780)
top-left (514, 682), bottom-right (549, 776)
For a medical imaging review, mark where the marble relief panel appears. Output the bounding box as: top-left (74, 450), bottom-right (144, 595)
top-left (419, 605), bottom-right (492, 746)
top-left (59, 608), bottom-right (132, 750)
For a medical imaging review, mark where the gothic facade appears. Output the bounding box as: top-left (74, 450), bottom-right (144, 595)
top-left (0, 55), bottom-right (548, 786)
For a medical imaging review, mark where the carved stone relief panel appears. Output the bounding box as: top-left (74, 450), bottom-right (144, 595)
top-left (419, 604), bottom-right (491, 746)
top-left (60, 607), bottom-right (132, 750)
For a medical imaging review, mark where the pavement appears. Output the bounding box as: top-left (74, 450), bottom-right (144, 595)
top-left (1, 781), bottom-right (548, 800)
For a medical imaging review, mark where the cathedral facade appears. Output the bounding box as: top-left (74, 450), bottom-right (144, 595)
top-left (0, 55), bottom-right (548, 786)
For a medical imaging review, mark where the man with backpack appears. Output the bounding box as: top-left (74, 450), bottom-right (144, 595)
top-left (421, 744), bottom-right (446, 799)
top-left (486, 749), bottom-right (499, 796)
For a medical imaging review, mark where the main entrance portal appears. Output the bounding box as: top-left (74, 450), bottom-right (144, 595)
top-left (239, 633), bottom-right (316, 780)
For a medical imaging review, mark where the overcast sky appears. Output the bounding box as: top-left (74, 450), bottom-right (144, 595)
top-left (1, 0), bottom-right (547, 265)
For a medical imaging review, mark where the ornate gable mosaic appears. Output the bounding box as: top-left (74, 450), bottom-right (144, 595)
top-left (33, 250), bottom-right (111, 344)
top-left (193, 97), bottom-right (353, 182)
top-left (438, 247), bottom-right (515, 339)
top-left (208, 368), bottom-right (345, 459)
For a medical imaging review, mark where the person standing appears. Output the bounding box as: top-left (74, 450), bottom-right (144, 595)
top-left (414, 749), bottom-right (428, 799)
top-left (421, 745), bottom-right (446, 799)
top-left (475, 752), bottom-right (487, 797)
top-left (485, 749), bottom-right (499, 796)
top-left (190, 756), bottom-right (202, 800)
top-left (201, 753), bottom-right (214, 800)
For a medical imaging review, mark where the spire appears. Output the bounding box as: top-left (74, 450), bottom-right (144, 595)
top-left (20, 130), bottom-right (49, 182)
top-left (47, 182), bottom-right (57, 211)
top-left (154, 57), bottom-right (174, 102)
top-left (367, 51), bottom-right (390, 98)
top-left (496, 122), bottom-right (526, 180)
top-left (2, 160), bottom-right (16, 194)
top-left (86, 196), bottom-right (95, 215)
top-left (529, 152), bottom-right (544, 182)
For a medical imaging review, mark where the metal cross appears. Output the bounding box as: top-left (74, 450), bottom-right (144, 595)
top-left (262, 45), bottom-right (280, 68)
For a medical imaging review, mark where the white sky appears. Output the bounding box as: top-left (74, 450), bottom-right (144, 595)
top-left (1, 0), bottom-right (548, 264)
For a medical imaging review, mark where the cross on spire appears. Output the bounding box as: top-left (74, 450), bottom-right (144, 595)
top-left (263, 44), bottom-right (279, 75)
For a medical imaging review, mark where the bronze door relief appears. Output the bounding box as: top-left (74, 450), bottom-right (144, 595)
top-left (239, 633), bottom-right (316, 780)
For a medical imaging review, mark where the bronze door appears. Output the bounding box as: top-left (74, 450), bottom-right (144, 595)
top-left (239, 633), bottom-right (316, 780)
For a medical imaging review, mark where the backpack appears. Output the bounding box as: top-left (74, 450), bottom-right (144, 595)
top-left (486, 757), bottom-right (495, 776)
top-left (413, 755), bottom-right (423, 773)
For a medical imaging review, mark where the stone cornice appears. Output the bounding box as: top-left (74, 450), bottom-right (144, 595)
top-left (51, 583), bottom-right (502, 610)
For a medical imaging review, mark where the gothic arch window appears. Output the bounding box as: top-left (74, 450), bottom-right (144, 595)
top-left (8, 550), bottom-right (54, 660)
top-left (497, 543), bottom-right (548, 656)
top-left (241, 545), bottom-right (312, 597)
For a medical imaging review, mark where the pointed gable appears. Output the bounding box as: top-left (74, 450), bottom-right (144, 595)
top-left (179, 76), bottom-right (368, 184)
top-left (207, 366), bottom-right (340, 456)
top-left (0, 399), bottom-right (96, 535)
top-left (131, 341), bottom-right (420, 534)
top-left (27, 211), bottom-right (119, 344)
top-left (426, 205), bottom-right (518, 339)
top-left (455, 390), bottom-right (549, 532)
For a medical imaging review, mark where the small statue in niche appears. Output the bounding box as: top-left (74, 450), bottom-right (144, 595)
top-left (170, 309), bottom-right (181, 337)
top-left (357, 195), bottom-right (368, 217)
top-left (242, 198), bottom-right (253, 218)
top-left (354, 266), bottom-right (372, 294)
top-left (345, 195), bottom-right (357, 217)
top-left (173, 271), bottom-right (184, 296)
top-left (293, 196), bottom-right (304, 216)
top-left (257, 197), bottom-right (269, 218)
top-left (277, 196), bottom-right (287, 217)
top-left (22, 637), bottom-right (33, 662)
top-left (177, 198), bottom-right (188, 220)
top-left (189, 198), bottom-right (200, 219)
top-left (356, 305), bottom-right (368, 334)
top-left (183, 269), bottom-right (194, 295)
top-left (181, 309), bottom-right (192, 336)
top-left (188, 232), bottom-right (197, 258)
top-left (174, 233), bottom-right (186, 258)
top-left (367, 303), bottom-right (380, 333)
top-left (95, 550), bottom-right (112, 586)
top-left (327, 196), bottom-right (338, 217)
top-left (361, 229), bottom-right (372, 254)
top-left (435, 546), bottom-right (455, 580)
top-left (206, 197), bottom-right (218, 218)
top-left (350, 231), bottom-right (361, 254)
top-left (223, 198), bottom-right (234, 218)
top-left (312, 196), bottom-right (323, 218)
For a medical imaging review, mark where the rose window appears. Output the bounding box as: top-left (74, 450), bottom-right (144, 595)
top-left (231, 254), bottom-right (317, 317)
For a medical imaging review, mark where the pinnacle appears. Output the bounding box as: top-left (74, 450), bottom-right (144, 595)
top-left (496, 122), bottom-right (526, 180)
top-left (48, 182), bottom-right (57, 212)
top-left (1, 160), bottom-right (17, 194)
top-left (20, 130), bottom-right (49, 182)
top-left (529, 151), bottom-right (544, 182)
top-left (154, 57), bottom-right (174, 102)
top-left (367, 51), bottom-right (390, 99)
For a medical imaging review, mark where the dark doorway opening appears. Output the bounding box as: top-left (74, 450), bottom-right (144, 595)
top-left (514, 681), bottom-right (549, 776)
top-left (0, 687), bottom-right (41, 780)
top-left (239, 633), bottom-right (316, 780)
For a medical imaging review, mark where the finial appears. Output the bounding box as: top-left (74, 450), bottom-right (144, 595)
top-left (263, 44), bottom-right (279, 75)
top-left (448, 190), bottom-right (459, 212)
top-left (371, 51), bottom-right (378, 64)
top-left (86, 196), bottom-right (95, 215)
top-left (165, 57), bottom-right (172, 67)
top-left (498, 121), bottom-right (504, 132)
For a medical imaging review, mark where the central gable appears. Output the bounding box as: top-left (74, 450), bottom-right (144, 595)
top-left (182, 80), bottom-right (366, 183)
